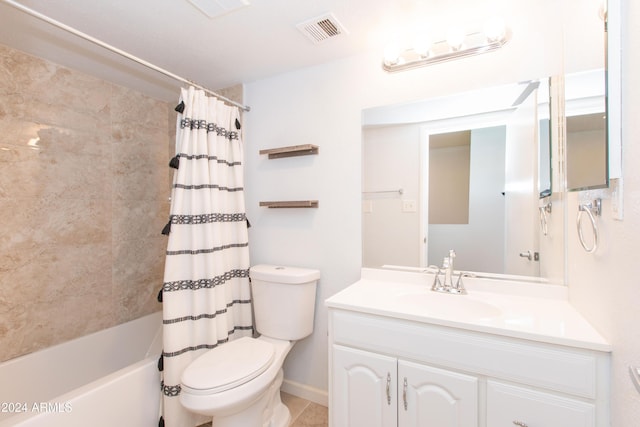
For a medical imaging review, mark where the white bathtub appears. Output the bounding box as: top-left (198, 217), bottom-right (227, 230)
top-left (0, 312), bottom-right (162, 427)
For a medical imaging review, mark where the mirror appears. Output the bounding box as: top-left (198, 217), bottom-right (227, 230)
top-left (362, 71), bottom-right (605, 281)
top-left (565, 69), bottom-right (607, 191)
top-left (362, 80), bottom-right (553, 278)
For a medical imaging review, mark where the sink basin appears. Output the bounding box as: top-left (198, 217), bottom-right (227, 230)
top-left (394, 291), bottom-right (502, 319)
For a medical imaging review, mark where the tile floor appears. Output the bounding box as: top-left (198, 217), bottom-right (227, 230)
top-left (197, 392), bottom-right (328, 427)
top-left (282, 392), bottom-right (328, 427)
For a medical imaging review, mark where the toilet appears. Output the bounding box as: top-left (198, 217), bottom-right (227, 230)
top-left (179, 264), bottom-right (320, 427)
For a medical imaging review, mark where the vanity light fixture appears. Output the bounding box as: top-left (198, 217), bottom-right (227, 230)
top-left (382, 18), bottom-right (511, 73)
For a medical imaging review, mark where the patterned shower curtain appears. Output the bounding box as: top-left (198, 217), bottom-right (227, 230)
top-left (160, 87), bottom-right (253, 427)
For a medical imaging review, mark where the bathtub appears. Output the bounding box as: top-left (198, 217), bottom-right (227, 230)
top-left (0, 312), bottom-right (162, 427)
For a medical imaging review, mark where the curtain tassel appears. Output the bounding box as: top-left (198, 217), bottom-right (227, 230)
top-left (161, 220), bottom-right (171, 236)
top-left (157, 288), bottom-right (163, 303)
top-left (169, 155), bottom-right (180, 169)
top-left (158, 416), bottom-right (165, 427)
top-left (246, 218), bottom-right (251, 229)
top-left (157, 354), bottom-right (164, 372)
top-left (235, 118), bottom-right (241, 130)
top-left (174, 101), bottom-right (185, 113)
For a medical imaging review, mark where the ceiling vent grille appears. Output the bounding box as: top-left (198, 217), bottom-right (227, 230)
top-left (296, 13), bottom-right (347, 44)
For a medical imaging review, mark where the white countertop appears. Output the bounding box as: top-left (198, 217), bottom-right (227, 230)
top-left (326, 268), bottom-right (611, 352)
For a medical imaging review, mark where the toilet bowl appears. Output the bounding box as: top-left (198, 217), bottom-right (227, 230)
top-left (180, 336), bottom-right (292, 426)
top-left (179, 265), bottom-right (320, 427)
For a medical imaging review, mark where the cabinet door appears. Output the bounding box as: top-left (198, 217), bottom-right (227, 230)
top-left (487, 380), bottom-right (595, 427)
top-left (332, 345), bottom-right (397, 427)
top-left (398, 360), bottom-right (478, 427)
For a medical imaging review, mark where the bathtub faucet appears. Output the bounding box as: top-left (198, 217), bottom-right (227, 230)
top-left (431, 250), bottom-right (467, 295)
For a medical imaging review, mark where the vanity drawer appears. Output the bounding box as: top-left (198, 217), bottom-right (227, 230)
top-left (330, 310), bottom-right (599, 398)
top-left (487, 380), bottom-right (595, 427)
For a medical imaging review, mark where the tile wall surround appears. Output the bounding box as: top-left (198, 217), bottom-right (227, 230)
top-left (0, 43), bottom-right (171, 362)
top-left (0, 42), bottom-right (243, 362)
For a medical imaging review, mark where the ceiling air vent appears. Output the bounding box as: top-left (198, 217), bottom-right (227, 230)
top-left (296, 13), bottom-right (347, 44)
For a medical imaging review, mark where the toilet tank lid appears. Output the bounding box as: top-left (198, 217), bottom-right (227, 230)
top-left (250, 264), bottom-right (320, 284)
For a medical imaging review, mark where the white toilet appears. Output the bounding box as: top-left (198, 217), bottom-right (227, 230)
top-left (179, 264), bottom-right (320, 427)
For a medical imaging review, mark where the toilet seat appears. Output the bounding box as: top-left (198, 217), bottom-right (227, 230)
top-left (181, 337), bottom-right (275, 395)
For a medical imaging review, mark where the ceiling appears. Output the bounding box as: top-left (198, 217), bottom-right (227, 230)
top-left (0, 0), bottom-right (604, 102)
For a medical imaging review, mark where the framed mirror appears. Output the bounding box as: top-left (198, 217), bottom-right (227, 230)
top-left (362, 80), bottom-right (555, 279)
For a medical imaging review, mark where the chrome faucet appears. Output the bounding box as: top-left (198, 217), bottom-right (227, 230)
top-left (431, 250), bottom-right (467, 295)
top-left (445, 249), bottom-right (455, 285)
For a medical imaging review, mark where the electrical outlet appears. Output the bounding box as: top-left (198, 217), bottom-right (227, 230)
top-left (402, 199), bottom-right (417, 212)
top-left (610, 178), bottom-right (624, 221)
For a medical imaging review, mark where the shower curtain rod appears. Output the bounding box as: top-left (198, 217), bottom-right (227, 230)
top-left (2, 0), bottom-right (251, 112)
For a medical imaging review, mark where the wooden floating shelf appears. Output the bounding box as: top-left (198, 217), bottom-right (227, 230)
top-left (259, 144), bottom-right (319, 159)
top-left (259, 200), bottom-right (319, 209)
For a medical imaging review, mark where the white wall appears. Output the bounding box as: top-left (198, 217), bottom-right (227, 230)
top-left (429, 142), bottom-right (471, 225)
top-left (567, 128), bottom-right (608, 189)
top-left (429, 127), bottom-right (506, 273)
top-left (567, 1), bottom-right (640, 425)
top-left (244, 0), bottom-right (566, 403)
top-left (362, 125), bottom-right (421, 268)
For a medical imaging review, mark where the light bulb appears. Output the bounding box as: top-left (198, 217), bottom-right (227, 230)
top-left (383, 44), bottom-right (401, 65)
top-left (413, 32), bottom-right (432, 57)
top-left (446, 27), bottom-right (465, 51)
top-left (484, 17), bottom-right (506, 42)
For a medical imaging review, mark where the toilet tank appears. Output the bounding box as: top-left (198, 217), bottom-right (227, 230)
top-left (250, 265), bottom-right (320, 341)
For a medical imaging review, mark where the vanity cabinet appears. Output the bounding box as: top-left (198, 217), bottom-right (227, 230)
top-left (328, 309), bottom-right (610, 427)
top-left (332, 345), bottom-right (478, 427)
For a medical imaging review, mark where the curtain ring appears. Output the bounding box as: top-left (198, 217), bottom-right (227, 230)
top-left (577, 199), bottom-right (600, 253)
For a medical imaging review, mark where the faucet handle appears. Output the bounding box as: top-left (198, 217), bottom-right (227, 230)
top-left (431, 268), bottom-right (445, 292)
top-left (453, 272), bottom-right (467, 295)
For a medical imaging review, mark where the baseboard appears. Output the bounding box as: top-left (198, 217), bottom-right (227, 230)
top-left (281, 379), bottom-right (328, 407)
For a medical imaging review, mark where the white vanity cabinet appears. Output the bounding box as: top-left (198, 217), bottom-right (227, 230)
top-left (328, 308), bottom-right (610, 427)
top-left (332, 345), bottom-right (478, 427)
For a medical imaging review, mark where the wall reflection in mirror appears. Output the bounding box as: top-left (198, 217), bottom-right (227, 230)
top-left (362, 79), bottom-right (556, 281)
top-left (565, 69), bottom-right (607, 191)
top-left (362, 68), bottom-right (607, 282)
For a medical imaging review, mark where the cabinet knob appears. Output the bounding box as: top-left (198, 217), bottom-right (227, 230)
top-left (513, 421), bottom-right (528, 427)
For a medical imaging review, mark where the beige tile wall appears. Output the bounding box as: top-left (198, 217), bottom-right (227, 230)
top-left (0, 44), bottom-right (172, 362)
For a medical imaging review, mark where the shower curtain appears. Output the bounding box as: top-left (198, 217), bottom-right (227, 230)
top-left (161, 87), bottom-right (253, 427)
